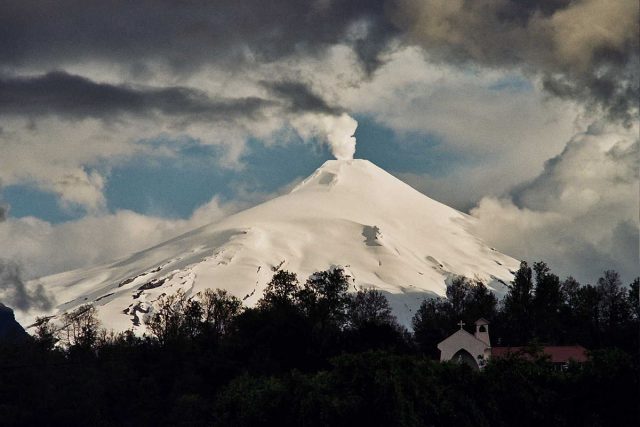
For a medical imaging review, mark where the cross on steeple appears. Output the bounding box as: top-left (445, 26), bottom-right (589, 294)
top-left (457, 320), bottom-right (465, 330)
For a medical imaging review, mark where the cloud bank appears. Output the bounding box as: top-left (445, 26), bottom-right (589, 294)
top-left (0, 0), bottom-right (637, 291)
top-left (0, 196), bottom-right (254, 281)
top-left (391, 0), bottom-right (639, 122)
top-left (471, 121), bottom-right (639, 282)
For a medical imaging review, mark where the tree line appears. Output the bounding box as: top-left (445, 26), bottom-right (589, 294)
top-left (0, 262), bottom-right (637, 426)
top-left (414, 261), bottom-right (639, 357)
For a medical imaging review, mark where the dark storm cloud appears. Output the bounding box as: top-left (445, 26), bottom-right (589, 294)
top-left (0, 71), bottom-right (272, 121)
top-left (391, 0), bottom-right (639, 122)
top-left (0, 0), bottom-right (394, 74)
top-left (494, 0), bottom-right (572, 22)
top-left (263, 80), bottom-right (343, 115)
top-left (0, 259), bottom-right (54, 312)
top-left (0, 0), bottom-right (636, 122)
top-left (542, 61), bottom-right (640, 125)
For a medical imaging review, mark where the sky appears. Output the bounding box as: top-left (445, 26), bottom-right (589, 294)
top-left (0, 0), bottom-right (638, 311)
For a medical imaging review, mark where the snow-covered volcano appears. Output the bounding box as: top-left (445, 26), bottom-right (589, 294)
top-left (26, 159), bottom-right (519, 330)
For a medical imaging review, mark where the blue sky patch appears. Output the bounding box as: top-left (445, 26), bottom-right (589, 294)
top-left (488, 76), bottom-right (534, 92)
top-left (1, 184), bottom-right (85, 223)
top-left (354, 115), bottom-right (463, 176)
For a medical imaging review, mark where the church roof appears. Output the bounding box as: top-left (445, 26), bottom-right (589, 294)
top-left (475, 318), bottom-right (490, 325)
top-left (437, 328), bottom-right (488, 349)
top-left (491, 346), bottom-right (588, 363)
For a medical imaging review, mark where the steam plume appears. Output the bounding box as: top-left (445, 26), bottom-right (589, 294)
top-left (293, 113), bottom-right (358, 160)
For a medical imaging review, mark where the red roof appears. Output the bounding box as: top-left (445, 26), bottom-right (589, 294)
top-left (491, 346), bottom-right (588, 363)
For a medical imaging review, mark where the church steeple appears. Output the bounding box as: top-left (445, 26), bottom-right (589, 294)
top-left (474, 318), bottom-right (491, 346)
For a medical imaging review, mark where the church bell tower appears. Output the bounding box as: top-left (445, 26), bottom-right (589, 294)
top-left (474, 318), bottom-right (491, 346)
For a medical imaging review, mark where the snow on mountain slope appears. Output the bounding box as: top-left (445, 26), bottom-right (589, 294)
top-left (24, 159), bottom-right (520, 331)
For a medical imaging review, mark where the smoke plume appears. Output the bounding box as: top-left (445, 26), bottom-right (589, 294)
top-left (0, 259), bottom-right (55, 312)
top-left (293, 113), bottom-right (358, 160)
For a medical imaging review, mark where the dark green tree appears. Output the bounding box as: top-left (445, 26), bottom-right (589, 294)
top-left (593, 271), bottom-right (635, 352)
top-left (464, 280), bottom-right (498, 324)
top-left (500, 261), bottom-right (535, 344)
top-left (532, 261), bottom-right (563, 342)
top-left (258, 270), bottom-right (300, 309)
top-left (230, 270), bottom-right (312, 373)
top-left (629, 278), bottom-right (639, 322)
top-left (347, 288), bottom-right (395, 329)
top-left (61, 304), bottom-right (100, 349)
top-left (573, 283), bottom-right (601, 347)
top-left (597, 270), bottom-right (631, 330)
top-left (412, 298), bottom-right (451, 358)
top-left (298, 267), bottom-right (351, 328)
top-left (33, 316), bottom-right (58, 352)
top-left (200, 288), bottom-right (243, 337)
top-left (446, 276), bottom-right (471, 318)
top-left (559, 276), bottom-right (587, 344)
top-left (344, 289), bottom-right (409, 353)
top-left (146, 289), bottom-right (189, 345)
top-left (560, 276), bottom-right (582, 310)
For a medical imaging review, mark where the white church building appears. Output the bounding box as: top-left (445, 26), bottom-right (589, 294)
top-left (437, 318), bottom-right (492, 370)
top-left (437, 318), bottom-right (588, 370)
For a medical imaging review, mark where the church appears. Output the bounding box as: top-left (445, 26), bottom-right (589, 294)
top-left (437, 318), bottom-right (588, 370)
top-left (437, 318), bottom-right (492, 370)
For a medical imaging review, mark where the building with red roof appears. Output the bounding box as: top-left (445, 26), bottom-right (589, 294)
top-left (437, 319), bottom-right (589, 370)
top-left (491, 345), bottom-right (588, 366)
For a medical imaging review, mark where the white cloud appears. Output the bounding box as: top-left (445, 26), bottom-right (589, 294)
top-left (470, 121), bottom-right (639, 282)
top-left (0, 197), bottom-right (238, 280)
top-left (0, 116), bottom-right (139, 212)
top-left (49, 168), bottom-right (106, 213)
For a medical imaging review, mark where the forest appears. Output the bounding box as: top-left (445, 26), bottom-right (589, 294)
top-left (0, 261), bottom-right (638, 426)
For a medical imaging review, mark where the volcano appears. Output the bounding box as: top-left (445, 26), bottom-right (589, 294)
top-left (27, 159), bottom-right (519, 331)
